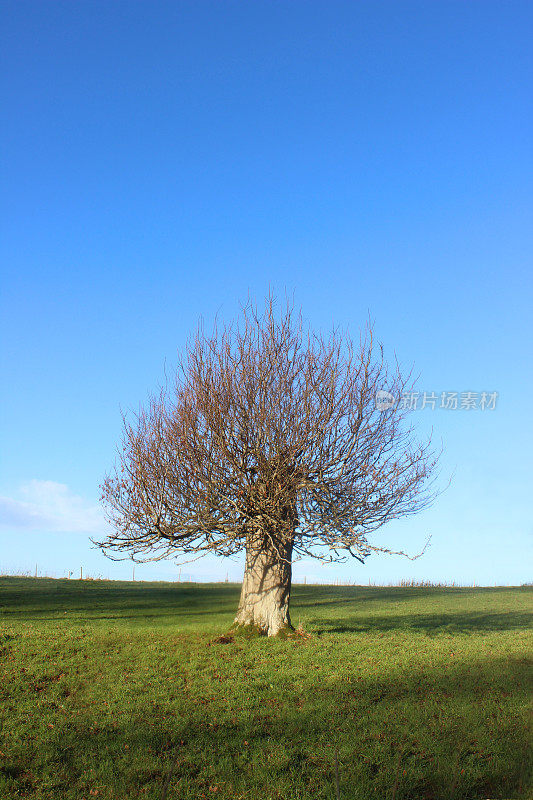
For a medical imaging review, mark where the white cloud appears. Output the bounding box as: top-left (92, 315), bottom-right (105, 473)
top-left (0, 481), bottom-right (108, 534)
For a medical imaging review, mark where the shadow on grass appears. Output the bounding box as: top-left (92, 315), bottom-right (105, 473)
top-left (3, 581), bottom-right (531, 637)
top-left (3, 656), bottom-right (530, 800)
top-left (291, 586), bottom-right (515, 609)
top-left (315, 610), bottom-right (533, 636)
top-left (0, 578), bottom-right (241, 621)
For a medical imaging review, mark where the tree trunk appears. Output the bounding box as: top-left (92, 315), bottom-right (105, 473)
top-left (234, 529), bottom-right (294, 637)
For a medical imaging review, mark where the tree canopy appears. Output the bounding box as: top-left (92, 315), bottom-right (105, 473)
top-left (98, 296), bottom-right (439, 634)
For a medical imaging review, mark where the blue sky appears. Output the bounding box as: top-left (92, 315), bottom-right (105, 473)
top-left (1, 1), bottom-right (531, 585)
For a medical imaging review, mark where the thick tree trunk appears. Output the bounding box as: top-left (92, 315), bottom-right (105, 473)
top-left (234, 529), bottom-right (294, 637)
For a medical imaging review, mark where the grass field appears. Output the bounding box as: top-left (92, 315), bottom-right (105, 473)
top-left (0, 578), bottom-right (531, 799)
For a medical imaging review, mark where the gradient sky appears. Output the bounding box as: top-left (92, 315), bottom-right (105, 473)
top-left (1, 1), bottom-right (532, 585)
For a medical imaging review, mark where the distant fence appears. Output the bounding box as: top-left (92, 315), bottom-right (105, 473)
top-left (0, 566), bottom-right (196, 582)
top-left (0, 568), bottom-right (527, 588)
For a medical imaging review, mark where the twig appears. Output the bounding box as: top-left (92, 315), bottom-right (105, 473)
top-left (161, 747), bottom-right (182, 800)
top-left (448, 748), bottom-right (462, 800)
top-left (391, 747), bottom-right (403, 800)
top-left (334, 747), bottom-right (341, 800)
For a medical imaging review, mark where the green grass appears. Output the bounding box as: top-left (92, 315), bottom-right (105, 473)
top-left (0, 578), bottom-right (531, 800)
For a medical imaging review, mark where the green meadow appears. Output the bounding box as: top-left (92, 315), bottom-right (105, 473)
top-left (0, 577), bottom-right (531, 799)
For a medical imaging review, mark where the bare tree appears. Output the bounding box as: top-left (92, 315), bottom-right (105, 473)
top-left (98, 295), bottom-right (439, 636)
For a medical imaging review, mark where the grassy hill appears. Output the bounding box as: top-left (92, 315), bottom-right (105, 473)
top-left (0, 577), bottom-right (531, 799)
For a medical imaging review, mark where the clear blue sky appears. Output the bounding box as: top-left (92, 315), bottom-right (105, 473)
top-left (1, 1), bottom-right (531, 585)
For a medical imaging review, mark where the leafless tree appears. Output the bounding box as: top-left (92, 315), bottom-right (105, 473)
top-left (97, 295), bottom-right (439, 635)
